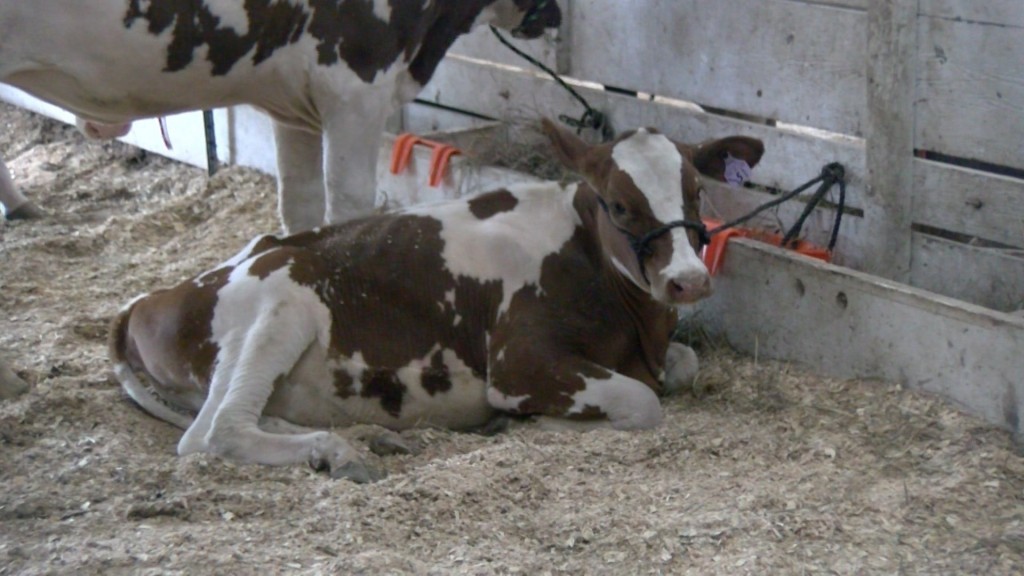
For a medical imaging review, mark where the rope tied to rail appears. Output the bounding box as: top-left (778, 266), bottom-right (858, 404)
top-left (489, 26), bottom-right (613, 141)
top-left (594, 162), bottom-right (847, 283)
top-left (707, 161), bottom-right (847, 252)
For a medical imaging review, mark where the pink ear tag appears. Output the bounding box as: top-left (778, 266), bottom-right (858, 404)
top-left (724, 153), bottom-right (752, 186)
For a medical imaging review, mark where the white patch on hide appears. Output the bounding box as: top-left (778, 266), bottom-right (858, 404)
top-left (567, 372), bottom-right (663, 430)
top-left (612, 130), bottom-right (685, 225)
top-left (486, 386), bottom-right (530, 412)
top-left (611, 256), bottom-right (646, 290)
top-left (204, 0), bottom-right (251, 36)
top-left (394, 347), bottom-right (490, 429)
top-left (372, 0), bottom-right (392, 22)
top-left (656, 228), bottom-right (708, 289)
top-left (405, 182), bottom-right (580, 315)
top-left (211, 256), bottom-right (332, 354)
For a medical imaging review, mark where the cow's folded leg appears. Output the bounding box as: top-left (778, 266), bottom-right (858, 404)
top-left (273, 121), bottom-right (326, 234)
top-left (177, 303), bottom-right (373, 481)
top-left (489, 355), bottom-right (664, 432)
top-left (663, 342), bottom-right (700, 396)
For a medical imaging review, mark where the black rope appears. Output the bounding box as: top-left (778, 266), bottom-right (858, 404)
top-left (594, 162), bottom-right (847, 283)
top-left (779, 163), bottom-right (845, 250)
top-left (489, 26), bottom-right (612, 140)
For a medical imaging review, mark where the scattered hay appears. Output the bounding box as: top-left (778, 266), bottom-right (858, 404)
top-left (1, 104), bottom-right (1022, 575)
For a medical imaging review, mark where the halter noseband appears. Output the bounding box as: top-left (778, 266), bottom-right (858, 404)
top-left (594, 195), bottom-right (709, 285)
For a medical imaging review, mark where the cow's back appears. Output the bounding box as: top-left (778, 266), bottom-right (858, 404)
top-left (0, 0), bottom-right (430, 126)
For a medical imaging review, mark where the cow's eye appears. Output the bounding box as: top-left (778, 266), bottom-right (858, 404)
top-left (612, 202), bottom-right (627, 216)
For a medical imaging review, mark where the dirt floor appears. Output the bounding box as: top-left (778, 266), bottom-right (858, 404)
top-left (1, 103), bottom-right (1023, 575)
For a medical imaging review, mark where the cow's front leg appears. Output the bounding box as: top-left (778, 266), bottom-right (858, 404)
top-left (487, 352), bottom-right (663, 431)
top-left (273, 122), bottom-right (326, 234)
top-left (320, 90), bottom-right (391, 224)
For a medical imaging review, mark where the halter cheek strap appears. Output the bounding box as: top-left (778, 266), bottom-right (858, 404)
top-left (594, 196), bottom-right (709, 285)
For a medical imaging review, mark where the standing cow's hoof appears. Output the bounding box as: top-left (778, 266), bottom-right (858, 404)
top-left (5, 201), bottom-right (45, 221)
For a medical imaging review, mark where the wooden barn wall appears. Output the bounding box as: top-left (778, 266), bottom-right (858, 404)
top-left (436, 0), bottom-right (1024, 312)
top-left (1, 1), bottom-right (1020, 311)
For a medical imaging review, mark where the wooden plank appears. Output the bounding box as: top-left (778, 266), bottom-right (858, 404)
top-left (783, 0), bottom-right (866, 10)
top-left (862, 0), bottom-right (916, 281)
top-left (913, 158), bottom-right (1024, 248)
top-left (919, 0), bottom-right (1024, 28)
top-left (917, 15), bottom-right (1024, 171)
top-left (567, 0), bottom-right (867, 136)
top-left (698, 237), bottom-right (1024, 434)
top-left (910, 233), bottom-right (1024, 312)
top-left (421, 57), bottom-right (868, 208)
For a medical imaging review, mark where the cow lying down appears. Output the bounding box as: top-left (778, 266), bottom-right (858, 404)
top-left (109, 119), bottom-right (764, 482)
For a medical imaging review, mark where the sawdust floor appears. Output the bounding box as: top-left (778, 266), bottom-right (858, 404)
top-left (1, 103), bottom-right (1022, 575)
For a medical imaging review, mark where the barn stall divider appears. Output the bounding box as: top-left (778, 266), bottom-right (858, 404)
top-left (3, 0), bottom-right (1022, 438)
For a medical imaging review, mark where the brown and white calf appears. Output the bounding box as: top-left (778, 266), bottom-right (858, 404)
top-left (0, 0), bottom-right (560, 231)
top-left (109, 119), bottom-right (764, 481)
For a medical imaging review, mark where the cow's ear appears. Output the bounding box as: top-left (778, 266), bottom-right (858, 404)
top-left (541, 118), bottom-right (589, 172)
top-left (691, 136), bottom-right (765, 183)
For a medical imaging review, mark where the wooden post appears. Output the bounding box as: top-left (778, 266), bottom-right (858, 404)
top-left (864, 0), bottom-right (917, 281)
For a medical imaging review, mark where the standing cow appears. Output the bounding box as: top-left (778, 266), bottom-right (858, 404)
top-left (0, 0), bottom-right (561, 230)
top-left (109, 118), bottom-right (765, 481)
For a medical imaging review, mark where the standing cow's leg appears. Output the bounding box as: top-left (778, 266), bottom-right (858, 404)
top-left (319, 89), bottom-right (391, 225)
top-left (487, 346), bottom-right (664, 432)
top-left (273, 122), bottom-right (326, 234)
top-left (0, 157), bottom-right (43, 220)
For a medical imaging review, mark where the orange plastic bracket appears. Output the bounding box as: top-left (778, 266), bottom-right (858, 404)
top-left (389, 133), bottom-right (463, 188)
top-left (701, 217), bottom-right (832, 276)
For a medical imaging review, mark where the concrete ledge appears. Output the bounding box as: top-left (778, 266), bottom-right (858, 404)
top-left (698, 237), bottom-right (1024, 435)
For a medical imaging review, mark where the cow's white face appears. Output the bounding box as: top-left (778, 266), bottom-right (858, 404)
top-left (542, 120), bottom-right (712, 307)
top-left (602, 130), bottom-right (711, 305)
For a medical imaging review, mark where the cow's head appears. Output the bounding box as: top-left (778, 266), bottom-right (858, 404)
top-left (541, 118), bottom-right (764, 306)
top-left (486, 0), bottom-right (562, 39)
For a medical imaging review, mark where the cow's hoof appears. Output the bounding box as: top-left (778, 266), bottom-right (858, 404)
top-left (0, 362), bottom-right (29, 400)
top-left (470, 415), bottom-right (514, 436)
top-left (5, 202), bottom-right (45, 221)
top-left (329, 460), bottom-right (386, 483)
top-left (368, 434), bottom-right (420, 457)
top-left (663, 343), bottom-right (700, 396)
top-left (308, 433), bottom-right (384, 483)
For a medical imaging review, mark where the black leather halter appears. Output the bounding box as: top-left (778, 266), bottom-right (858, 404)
top-left (594, 196), bottom-right (709, 285)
